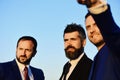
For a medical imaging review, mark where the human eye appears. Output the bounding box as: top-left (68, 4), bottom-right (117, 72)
top-left (64, 39), bottom-right (68, 42)
top-left (86, 25), bottom-right (90, 30)
top-left (26, 49), bottom-right (32, 52)
top-left (71, 38), bottom-right (77, 41)
top-left (19, 48), bottom-right (23, 50)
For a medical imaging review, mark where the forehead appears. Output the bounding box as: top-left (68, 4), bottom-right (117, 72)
top-left (18, 40), bottom-right (34, 46)
top-left (64, 31), bottom-right (80, 39)
top-left (85, 15), bottom-right (95, 25)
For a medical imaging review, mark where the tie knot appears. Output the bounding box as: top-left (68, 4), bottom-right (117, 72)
top-left (63, 62), bottom-right (71, 80)
top-left (64, 62), bottom-right (71, 74)
top-left (67, 63), bottom-right (71, 68)
top-left (24, 66), bottom-right (28, 71)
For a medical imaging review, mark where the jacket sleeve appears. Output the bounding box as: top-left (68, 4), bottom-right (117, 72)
top-left (91, 5), bottom-right (120, 55)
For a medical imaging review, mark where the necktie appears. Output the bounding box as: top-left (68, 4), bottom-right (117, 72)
top-left (24, 66), bottom-right (30, 80)
top-left (63, 63), bottom-right (71, 80)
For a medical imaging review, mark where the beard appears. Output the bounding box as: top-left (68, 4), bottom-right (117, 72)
top-left (94, 40), bottom-right (105, 48)
top-left (16, 55), bottom-right (32, 65)
top-left (65, 45), bottom-right (84, 60)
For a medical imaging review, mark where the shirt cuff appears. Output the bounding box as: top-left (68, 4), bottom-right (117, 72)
top-left (88, 0), bottom-right (108, 14)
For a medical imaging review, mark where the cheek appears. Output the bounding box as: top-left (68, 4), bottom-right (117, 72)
top-left (16, 50), bottom-right (20, 57)
top-left (99, 35), bottom-right (103, 40)
top-left (87, 32), bottom-right (91, 38)
top-left (87, 34), bottom-right (91, 39)
top-left (74, 41), bottom-right (81, 49)
top-left (87, 30), bottom-right (90, 35)
top-left (26, 52), bottom-right (33, 58)
top-left (64, 42), bottom-right (68, 49)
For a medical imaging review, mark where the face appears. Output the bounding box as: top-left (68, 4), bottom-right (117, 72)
top-left (85, 15), bottom-right (104, 48)
top-left (64, 31), bottom-right (86, 60)
top-left (16, 40), bottom-right (35, 65)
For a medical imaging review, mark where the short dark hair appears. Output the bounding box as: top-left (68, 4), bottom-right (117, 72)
top-left (85, 12), bottom-right (91, 19)
top-left (63, 23), bottom-right (86, 40)
top-left (16, 36), bottom-right (37, 52)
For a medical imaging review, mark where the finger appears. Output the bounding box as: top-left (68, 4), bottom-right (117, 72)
top-left (77, 0), bottom-right (86, 4)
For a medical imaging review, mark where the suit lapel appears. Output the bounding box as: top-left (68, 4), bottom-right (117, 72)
top-left (11, 60), bottom-right (22, 80)
top-left (59, 62), bottom-right (70, 80)
top-left (68, 54), bottom-right (87, 80)
top-left (30, 66), bottom-right (37, 80)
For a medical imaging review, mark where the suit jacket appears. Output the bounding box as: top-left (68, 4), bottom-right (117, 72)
top-left (89, 5), bottom-right (120, 80)
top-left (60, 54), bottom-right (93, 80)
top-left (0, 59), bottom-right (44, 80)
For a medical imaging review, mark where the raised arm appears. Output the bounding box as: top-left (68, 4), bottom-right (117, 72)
top-left (77, 0), bottom-right (120, 54)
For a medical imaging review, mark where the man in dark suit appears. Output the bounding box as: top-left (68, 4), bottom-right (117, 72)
top-left (60, 23), bottom-right (93, 80)
top-left (0, 36), bottom-right (44, 80)
top-left (77, 0), bottom-right (120, 80)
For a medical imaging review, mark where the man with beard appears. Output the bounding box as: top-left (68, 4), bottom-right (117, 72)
top-left (59, 23), bottom-right (93, 80)
top-left (0, 36), bottom-right (44, 80)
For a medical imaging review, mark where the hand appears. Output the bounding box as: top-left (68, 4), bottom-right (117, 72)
top-left (77, 0), bottom-right (101, 8)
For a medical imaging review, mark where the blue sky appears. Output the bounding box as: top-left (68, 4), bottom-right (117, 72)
top-left (0, 0), bottom-right (120, 80)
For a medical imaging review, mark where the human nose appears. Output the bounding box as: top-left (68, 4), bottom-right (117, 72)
top-left (89, 25), bottom-right (94, 34)
top-left (67, 39), bottom-right (72, 45)
top-left (65, 39), bottom-right (72, 47)
top-left (21, 50), bottom-right (26, 55)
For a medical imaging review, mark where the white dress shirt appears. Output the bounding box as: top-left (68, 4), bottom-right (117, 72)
top-left (16, 59), bottom-right (34, 80)
top-left (64, 53), bottom-right (84, 80)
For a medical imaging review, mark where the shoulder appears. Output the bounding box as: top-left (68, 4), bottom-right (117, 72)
top-left (30, 66), bottom-right (45, 79)
top-left (82, 54), bottom-right (93, 63)
top-left (30, 66), bottom-right (44, 74)
top-left (0, 60), bottom-right (14, 75)
top-left (0, 60), bottom-right (17, 71)
top-left (0, 60), bottom-right (13, 67)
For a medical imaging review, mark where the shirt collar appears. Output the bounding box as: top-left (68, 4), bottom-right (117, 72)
top-left (15, 59), bottom-right (29, 71)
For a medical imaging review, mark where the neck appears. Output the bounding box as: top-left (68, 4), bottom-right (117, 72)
top-left (97, 43), bottom-right (105, 51)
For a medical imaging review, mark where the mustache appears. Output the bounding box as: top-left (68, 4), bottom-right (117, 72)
top-left (65, 45), bottom-right (75, 50)
top-left (20, 55), bottom-right (27, 57)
